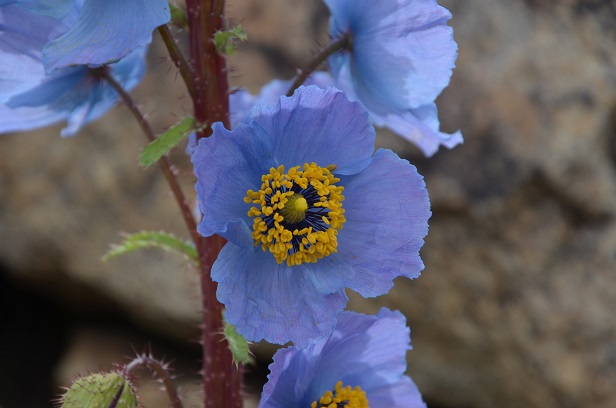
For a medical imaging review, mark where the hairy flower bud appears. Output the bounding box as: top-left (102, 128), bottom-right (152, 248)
top-left (60, 372), bottom-right (138, 408)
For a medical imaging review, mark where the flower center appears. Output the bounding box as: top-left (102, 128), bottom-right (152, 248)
top-left (245, 163), bottom-right (345, 266)
top-left (311, 381), bottom-right (369, 408)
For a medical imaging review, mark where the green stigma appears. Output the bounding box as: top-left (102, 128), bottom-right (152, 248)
top-left (280, 193), bottom-right (308, 224)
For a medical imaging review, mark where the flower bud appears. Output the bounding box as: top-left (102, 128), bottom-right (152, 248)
top-left (60, 372), bottom-right (137, 408)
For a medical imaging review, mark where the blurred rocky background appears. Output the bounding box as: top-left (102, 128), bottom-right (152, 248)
top-left (1, 0), bottom-right (615, 407)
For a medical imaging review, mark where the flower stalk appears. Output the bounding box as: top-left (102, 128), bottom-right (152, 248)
top-left (185, 1), bottom-right (242, 408)
top-left (157, 25), bottom-right (198, 102)
top-left (286, 33), bottom-right (351, 97)
top-left (123, 355), bottom-right (184, 408)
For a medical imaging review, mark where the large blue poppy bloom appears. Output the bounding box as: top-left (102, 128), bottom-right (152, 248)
top-left (0, 5), bottom-right (146, 136)
top-left (259, 308), bottom-right (426, 408)
top-left (192, 86), bottom-right (430, 347)
top-left (0, 0), bottom-right (169, 72)
top-left (325, 0), bottom-right (462, 157)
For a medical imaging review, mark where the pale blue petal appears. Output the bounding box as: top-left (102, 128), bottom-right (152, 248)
top-left (232, 72), bottom-right (336, 127)
top-left (312, 309), bottom-right (411, 392)
top-left (0, 102), bottom-right (68, 132)
top-left (229, 88), bottom-right (255, 128)
top-left (327, 0), bottom-right (456, 110)
top-left (43, 0), bottom-right (170, 71)
top-left (259, 344), bottom-right (325, 408)
top-left (212, 243), bottom-right (348, 347)
top-left (369, 377), bottom-right (426, 408)
top-left (247, 86), bottom-right (375, 175)
top-left (325, 0), bottom-right (460, 156)
top-left (335, 149), bottom-right (430, 297)
top-left (372, 103), bottom-right (463, 157)
top-left (260, 309), bottom-right (425, 408)
top-left (1, 0), bottom-right (73, 18)
top-left (0, 4), bottom-right (73, 100)
top-left (192, 122), bottom-right (278, 248)
top-left (1, 47), bottom-right (146, 136)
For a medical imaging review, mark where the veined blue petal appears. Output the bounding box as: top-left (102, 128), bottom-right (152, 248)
top-left (212, 243), bottom-right (349, 348)
top-left (324, 0), bottom-right (461, 156)
top-left (43, 0), bottom-right (170, 72)
top-left (259, 309), bottom-right (426, 408)
top-left (247, 86), bottom-right (375, 175)
top-left (192, 122), bottom-right (278, 248)
top-left (0, 0), bottom-right (73, 18)
top-left (336, 149), bottom-right (430, 297)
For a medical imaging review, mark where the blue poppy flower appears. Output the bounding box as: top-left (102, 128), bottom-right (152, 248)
top-left (0, 5), bottom-right (146, 136)
top-left (259, 308), bottom-right (426, 408)
top-left (192, 86), bottom-right (430, 347)
top-left (0, 0), bottom-right (169, 72)
top-left (324, 0), bottom-right (462, 157)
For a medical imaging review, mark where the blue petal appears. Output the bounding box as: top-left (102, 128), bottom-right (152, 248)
top-left (324, 0), bottom-right (461, 156)
top-left (43, 0), bottom-right (170, 71)
top-left (335, 149), bottom-right (430, 297)
top-left (229, 88), bottom-right (256, 128)
top-left (372, 103), bottom-right (463, 157)
top-left (1, 47), bottom-right (146, 136)
top-left (369, 376), bottom-right (426, 408)
top-left (327, 0), bottom-right (457, 111)
top-left (260, 309), bottom-right (426, 408)
top-left (1, 0), bottom-right (73, 18)
top-left (259, 344), bottom-right (325, 408)
top-left (247, 86), bottom-right (375, 176)
top-left (212, 243), bottom-right (349, 347)
top-left (192, 122), bottom-right (278, 248)
top-left (230, 72), bottom-right (336, 129)
top-left (0, 4), bottom-right (73, 101)
top-left (311, 309), bottom-right (412, 393)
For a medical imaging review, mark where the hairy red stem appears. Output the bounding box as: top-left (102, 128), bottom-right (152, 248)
top-left (184, 1), bottom-right (243, 408)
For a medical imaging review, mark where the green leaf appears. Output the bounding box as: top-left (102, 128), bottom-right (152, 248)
top-left (103, 231), bottom-right (198, 265)
top-left (214, 25), bottom-right (248, 56)
top-left (139, 116), bottom-right (195, 168)
top-left (223, 316), bottom-right (253, 365)
top-left (169, 4), bottom-right (188, 28)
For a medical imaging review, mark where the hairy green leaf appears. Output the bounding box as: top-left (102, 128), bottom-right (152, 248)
top-left (214, 25), bottom-right (248, 56)
top-left (169, 4), bottom-right (188, 28)
top-left (139, 116), bottom-right (195, 168)
top-left (103, 231), bottom-right (198, 264)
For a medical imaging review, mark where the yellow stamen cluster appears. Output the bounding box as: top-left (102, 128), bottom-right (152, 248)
top-left (244, 163), bottom-right (345, 266)
top-left (311, 381), bottom-right (369, 408)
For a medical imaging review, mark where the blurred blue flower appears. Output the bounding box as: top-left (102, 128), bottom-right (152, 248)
top-left (192, 86), bottom-right (430, 347)
top-left (0, 0), bottom-right (168, 72)
top-left (0, 5), bottom-right (146, 136)
top-left (324, 0), bottom-right (462, 156)
top-left (259, 308), bottom-right (426, 408)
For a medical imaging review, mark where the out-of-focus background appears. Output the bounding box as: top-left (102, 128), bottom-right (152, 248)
top-left (1, 0), bottom-right (615, 407)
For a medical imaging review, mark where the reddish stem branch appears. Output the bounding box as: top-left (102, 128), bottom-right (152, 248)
top-left (286, 33), bottom-right (351, 97)
top-left (157, 25), bottom-right (198, 102)
top-left (98, 68), bottom-right (201, 248)
top-left (123, 356), bottom-right (183, 408)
